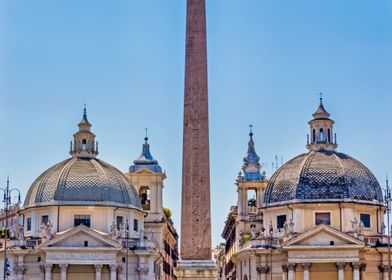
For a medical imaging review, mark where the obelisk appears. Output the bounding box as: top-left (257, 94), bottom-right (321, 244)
top-left (175, 0), bottom-right (218, 279)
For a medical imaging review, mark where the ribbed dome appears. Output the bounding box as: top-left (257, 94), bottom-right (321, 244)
top-left (24, 157), bottom-right (142, 209)
top-left (264, 150), bottom-right (383, 206)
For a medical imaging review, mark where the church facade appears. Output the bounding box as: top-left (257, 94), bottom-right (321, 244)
top-left (0, 109), bottom-right (178, 280)
top-left (220, 99), bottom-right (391, 280)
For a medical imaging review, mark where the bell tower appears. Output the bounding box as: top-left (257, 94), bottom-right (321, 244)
top-left (70, 106), bottom-right (98, 158)
top-left (306, 96), bottom-right (338, 152)
top-left (237, 127), bottom-right (267, 219)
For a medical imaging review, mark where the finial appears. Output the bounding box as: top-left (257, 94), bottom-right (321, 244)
top-left (387, 174), bottom-right (389, 188)
top-left (249, 124), bottom-right (253, 138)
top-left (83, 103), bottom-right (87, 115)
top-left (6, 175), bottom-right (9, 188)
top-left (144, 128), bottom-right (149, 143)
top-left (319, 92), bottom-right (323, 105)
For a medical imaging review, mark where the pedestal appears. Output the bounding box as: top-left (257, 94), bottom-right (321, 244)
top-left (174, 260), bottom-right (219, 280)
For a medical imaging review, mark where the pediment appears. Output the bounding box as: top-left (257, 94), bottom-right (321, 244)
top-left (283, 224), bottom-right (364, 248)
top-left (38, 225), bottom-right (122, 249)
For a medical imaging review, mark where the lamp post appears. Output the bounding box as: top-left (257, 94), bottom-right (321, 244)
top-left (125, 219), bottom-right (129, 280)
top-left (385, 178), bottom-right (391, 280)
top-left (0, 177), bottom-right (21, 280)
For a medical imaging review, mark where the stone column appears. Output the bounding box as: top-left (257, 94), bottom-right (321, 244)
top-left (60, 264), bottom-right (68, 280)
top-left (337, 262), bottom-right (345, 280)
top-left (360, 263), bottom-right (366, 280)
top-left (45, 264), bottom-right (53, 280)
top-left (379, 265), bottom-right (389, 280)
top-left (287, 263), bottom-right (296, 280)
top-left (39, 264), bottom-right (45, 280)
top-left (110, 264), bottom-right (117, 280)
top-left (257, 266), bottom-right (269, 280)
top-left (94, 264), bottom-right (103, 280)
top-left (302, 263), bottom-right (311, 280)
top-left (282, 265), bottom-right (288, 280)
top-left (19, 265), bottom-right (27, 280)
top-left (352, 262), bottom-right (360, 280)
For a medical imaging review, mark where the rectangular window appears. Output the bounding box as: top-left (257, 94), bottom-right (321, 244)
top-left (117, 216), bottom-right (124, 230)
top-left (27, 217), bottom-right (31, 231)
top-left (133, 219), bottom-right (139, 232)
top-left (74, 215), bottom-right (91, 227)
top-left (41, 215), bottom-right (49, 225)
top-left (277, 215), bottom-right (287, 229)
top-left (315, 213), bottom-right (331, 225)
top-left (360, 214), bottom-right (371, 228)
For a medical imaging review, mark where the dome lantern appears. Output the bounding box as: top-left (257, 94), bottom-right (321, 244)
top-left (70, 105), bottom-right (99, 158)
top-left (306, 95), bottom-right (338, 152)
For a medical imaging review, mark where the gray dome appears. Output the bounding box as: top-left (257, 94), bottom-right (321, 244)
top-left (264, 150), bottom-right (383, 206)
top-left (24, 157), bottom-right (142, 209)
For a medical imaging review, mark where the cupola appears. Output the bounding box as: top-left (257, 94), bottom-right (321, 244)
top-left (306, 96), bottom-right (337, 152)
top-left (69, 106), bottom-right (99, 158)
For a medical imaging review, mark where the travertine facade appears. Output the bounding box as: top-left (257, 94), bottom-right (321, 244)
top-left (220, 100), bottom-right (391, 280)
top-left (0, 111), bottom-right (179, 280)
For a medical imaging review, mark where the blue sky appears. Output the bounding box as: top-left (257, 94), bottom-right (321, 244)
top-left (0, 1), bottom-right (391, 246)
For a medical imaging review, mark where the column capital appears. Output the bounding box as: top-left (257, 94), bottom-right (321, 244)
top-left (287, 263), bottom-right (296, 271)
top-left (60, 264), bottom-right (69, 271)
top-left (256, 265), bottom-right (269, 274)
top-left (282, 264), bottom-right (288, 272)
top-left (45, 264), bottom-right (53, 271)
top-left (39, 264), bottom-right (46, 273)
top-left (352, 262), bottom-right (361, 270)
top-left (302, 263), bottom-right (311, 270)
top-left (379, 264), bottom-right (391, 272)
top-left (109, 264), bottom-right (118, 271)
top-left (336, 262), bottom-right (346, 270)
top-left (360, 263), bottom-right (366, 271)
top-left (94, 264), bottom-right (103, 272)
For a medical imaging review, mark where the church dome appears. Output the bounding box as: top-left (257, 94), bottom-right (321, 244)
top-left (264, 98), bottom-right (383, 206)
top-left (24, 108), bottom-right (142, 210)
top-left (264, 150), bottom-right (383, 205)
top-left (24, 157), bottom-right (141, 209)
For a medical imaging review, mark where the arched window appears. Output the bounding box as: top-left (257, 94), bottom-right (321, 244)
top-left (139, 186), bottom-right (151, 210)
top-left (243, 275), bottom-right (248, 280)
top-left (328, 129), bottom-right (331, 143)
top-left (82, 139), bottom-right (87, 151)
top-left (319, 128), bottom-right (324, 142)
top-left (312, 129), bottom-right (316, 143)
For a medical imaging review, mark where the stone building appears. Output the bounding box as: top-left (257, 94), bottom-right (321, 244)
top-left (221, 99), bottom-right (391, 280)
top-left (0, 109), bottom-right (178, 280)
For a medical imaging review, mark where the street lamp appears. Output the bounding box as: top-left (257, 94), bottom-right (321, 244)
top-left (125, 219), bottom-right (129, 280)
top-left (384, 177), bottom-right (391, 280)
top-left (0, 177), bottom-right (21, 280)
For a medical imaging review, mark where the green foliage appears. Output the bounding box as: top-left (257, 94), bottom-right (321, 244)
top-left (163, 207), bottom-right (172, 218)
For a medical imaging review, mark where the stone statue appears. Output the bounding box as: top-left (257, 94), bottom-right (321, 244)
top-left (381, 222), bottom-right (386, 236)
top-left (18, 224), bottom-right (24, 241)
top-left (139, 227), bottom-right (145, 247)
top-left (358, 221), bottom-right (364, 236)
top-left (259, 226), bottom-right (265, 239)
top-left (350, 217), bottom-right (358, 232)
top-left (239, 230), bottom-right (245, 244)
top-left (110, 221), bottom-right (119, 239)
top-left (250, 227), bottom-right (257, 239)
top-left (289, 218), bottom-right (294, 234)
top-left (45, 221), bottom-right (53, 240)
top-left (9, 224), bottom-right (15, 239)
top-left (146, 228), bottom-right (153, 241)
top-left (283, 221), bottom-right (289, 236)
top-left (119, 223), bottom-right (125, 238)
top-left (40, 222), bottom-right (47, 240)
